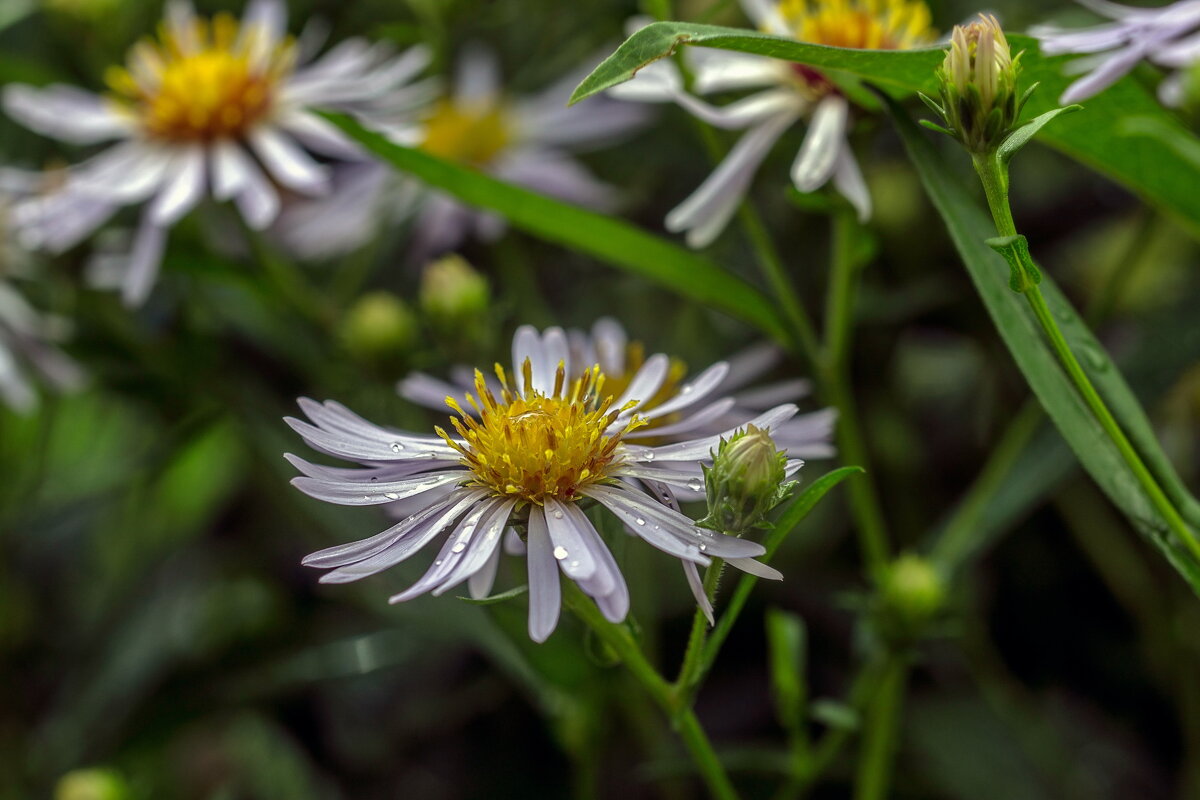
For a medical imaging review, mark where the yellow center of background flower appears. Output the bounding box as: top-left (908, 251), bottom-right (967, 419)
top-left (438, 362), bottom-right (643, 505)
top-left (105, 13), bottom-right (295, 141)
top-left (779, 0), bottom-right (935, 50)
top-left (420, 100), bottom-right (512, 167)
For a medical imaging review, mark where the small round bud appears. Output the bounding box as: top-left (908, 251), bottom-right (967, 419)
top-left (420, 254), bottom-right (489, 328)
top-left (55, 769), bottom-right (128, 800)
top-left (934, 14), bottom-right (1023, 153)
top-left (698, 425), bottom-right (797, 534)
top-left (881, 554), bottom-right (945, 627)
top-left (340, 291), bottom-right (417, 362)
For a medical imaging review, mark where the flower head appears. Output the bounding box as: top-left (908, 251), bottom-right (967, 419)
top-left (1032, 0), bottom-right (1200, 106)
top-left (933, 14), bottom-right (1023, 153)
top-left (272, 48), bottom-right (649, 262)
top-left (3, 0), bottom-right (433, 305)
top-left (610, 1), bottom-right (936, 247)
top-left (399, 318), bottom-right (837, 460)
top-left (288, 325), bottom-right (799, 641)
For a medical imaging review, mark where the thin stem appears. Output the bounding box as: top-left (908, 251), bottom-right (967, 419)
top-left (675, 558), bottom-right (726, 695)
top-left (821, 210), bottom-right (890, 575)
top-left (238, 218), bottom-right (334, 330)
top-left (852, 656), bottom-right (909, 800)
top-left (563, 582), bottom-right (740, 800)
top-left (972, 154), bottom-right (1200, 563)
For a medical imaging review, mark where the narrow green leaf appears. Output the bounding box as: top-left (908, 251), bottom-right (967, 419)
top-left (458, 585), bottom-right (529, 606)
top-left (765, 607), bottom-right (808, 734)
top-left (765, 466), bottom-right (865, 556)
top-left (569, 21), bottom-right (941, 105)
top-left (886, 96), bottom-right (1200, 595)
top-left (323, 113), bottom-right (790, 343)
top-left (997, 105), bottom-right (1081, 166)
top-left (573, 24), bottom-right (1200, 234)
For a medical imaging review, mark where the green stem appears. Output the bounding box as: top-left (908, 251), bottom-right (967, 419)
top-left (563, 583), bottom-right (740, 800)
top-left (238, 218), bottom-right (334, 330)
top-left (821, 210), bottom-right (890, 575)
top-left (972, 154), bottom-right (1200, 564)
top-left (675, 558), bottom-right (726, 696)
top-left (852, 656), bottom-right (909, 800)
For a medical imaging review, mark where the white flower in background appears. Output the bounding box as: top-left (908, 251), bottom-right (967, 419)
top-left (610, 0), bottom-right (936, 248)
top-left (272, 47), bottom-right (649, 262)
top-left (2, 0), bottom-right (434, 305)
top-left (0, 192), bottom-right (84, 413)
top-left (1032, 0), bottom-right (1200, 106)
top-left (287, 325), bottom-right (799, 640)
top-left (400, 318), bottom-right (836, 460)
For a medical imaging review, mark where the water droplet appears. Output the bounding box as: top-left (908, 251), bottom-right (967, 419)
top-left (687, 479), bottom-right (703, 492)
top-left (699, 543), bottom-right (707, 552)
top-left (435, 559), bottom-right (443, 565)
top-left (391, 442), bottom-right (405, 453)
top-left (370, 476), bottom-right (379, 482)
top-left (652, 524), bottom-right (661, 531)
top-left (635, 517), bottom-right (645, 526)
top-left (553, 546), bottom-right (569, 560)
top-left (644, 451), bottom-right (655, 461)
top-left (384, 492), bottom-right (400, 501)
top-left (1083, 345), bottom-right (1109, 372)
top-left (451, 542), bottom-right (466, 553)
top-left (569, 560), bottom-right (579, 569)
top-left (682, 384), bottom-right (693, 394)
top-left (552, 510), bottom-right (564, 520)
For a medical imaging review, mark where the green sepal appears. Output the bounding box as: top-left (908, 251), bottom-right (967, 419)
top-left (997, 104), bottom-right (1083, 166)
top-left (985, 234), bottom-right (1041, 293)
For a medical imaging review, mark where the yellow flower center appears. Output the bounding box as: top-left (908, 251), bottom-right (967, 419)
top-left (779, 0), bottom-right (936, 50)
top-left (419, 99), bottom-right (512, 167)
top-left (437, 362), bottom-right (643, 506)
top-left (105, 13), bottom-right (296, 141)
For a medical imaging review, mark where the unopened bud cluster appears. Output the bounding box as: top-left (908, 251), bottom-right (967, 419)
top-left (928, 14), bottom-right (1025, 154)
top-left (698, 425), bottom-right (796, 535)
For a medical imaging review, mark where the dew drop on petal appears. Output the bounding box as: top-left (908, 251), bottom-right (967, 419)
top-left (391, 442), bottom-right (405, 453)
top-left (553, 546), bottom-right (569, 560)
top-left (687, 479), bottom-right (703, 492)
top-left (385, 492), bottom-right (400, 500)
top-left (451, 542), bottom-right (466, 553)
top-left (635, 517), bottom-right (645, 526)
top-left (552, 509), bottom-right (564, 519)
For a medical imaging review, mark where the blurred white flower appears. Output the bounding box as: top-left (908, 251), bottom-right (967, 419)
top-left (1032, 0), bottom-right (1200, 106)
top-left (610, 0), bottom-right (936, 247)
top-left (272, 47), bottom-right (650, 262)
top-left (400, 317), bottom-right (836, 460)
top-left (2, 0), bottom-right (434, 305)
top-left (0, 192), bottom-right (84, 413)
top-left (287, 325), bottom-right (796, 640)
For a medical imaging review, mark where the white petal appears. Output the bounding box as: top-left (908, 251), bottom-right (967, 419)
top-left (791, 94), bottom-right (848, 193)
top-left (832, 148), bottom-right (871, 222)
top-left (122, 218), bottom-right (168, 306)
top-left (148, 144), bottom-right (206, 226)
top-left (2, 85), bottom-right (133, 145)
top-left (248, 126), bottom-right (330, 194)
top-left (526, 507), bottom-right (562, 642)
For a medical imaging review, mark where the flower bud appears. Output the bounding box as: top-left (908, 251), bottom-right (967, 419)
top-left (881, 554), bottom-right (945, 627)
top-left (420, 254), bottom-right (489, 330)
top-left (55, 769), bottom-right (129, 800)
top-left (932, 14), bottom-right (1023, 153)
top-left (340, 291), bottom-right (417, 363)
top-left (698, 425), bottom-right (797, 534)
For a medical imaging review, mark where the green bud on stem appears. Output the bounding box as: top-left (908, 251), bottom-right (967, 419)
top-left (698, 425), bottom-right (797, 535)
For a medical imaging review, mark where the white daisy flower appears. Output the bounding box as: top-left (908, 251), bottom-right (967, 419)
top-left (286, 325), bottom-right (800, 641)
top-left (0, 191), bottom-right (84, 413)
top-left (1032, 0), bottom-right (1200, 106)
top-left (609, 0), bottom-right (936, 248)
top-left (1, 0), bottom-right (434, 305)
top-left (399, 318), bottom-right (836, 460)
top-left (271, 46), bottom-right (650, 262)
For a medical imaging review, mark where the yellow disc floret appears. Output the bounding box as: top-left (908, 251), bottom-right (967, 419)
top-left (778, 0), bottom-right (936, 50)
top-left (419, 99), bottom-right (512, 167)
top-left (437, 361), bottom-right (644, 505)
top-left (105, 13), bottom-right (296, 141)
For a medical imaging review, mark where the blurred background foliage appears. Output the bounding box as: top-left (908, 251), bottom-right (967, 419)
top-left (3, 0), bottom-right (1200, 798)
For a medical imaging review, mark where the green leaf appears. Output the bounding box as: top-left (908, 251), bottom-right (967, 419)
top-left (886, 96), bottom-right (1200, 595)
top-left (569, 21), bottom-right (942, 105)
top-left (766, 465), bottom-right (865, 555)
top-left (572, 25), bottom-right (1200, 234)
top-left (458, 585), bottom-right (529, 606)
top-left (765, 607), bottom-right (808, 734)
top-left (997, 105), bottom-right (1081, 166)
top-left (323, 113), bottom-right (790, 343)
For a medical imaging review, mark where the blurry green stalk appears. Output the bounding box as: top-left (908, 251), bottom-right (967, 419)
top-left (972, 154), bottom-right (1200, 563)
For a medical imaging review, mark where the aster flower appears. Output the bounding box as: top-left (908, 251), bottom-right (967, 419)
top-left (1032, 0), bottom-right (1200, 106)
top-left (2, 0), bottom-right (434, 305)
top-left (287, 325), bottom-right (800, 641)
top-left (609, 0), bottom-right (936, 247)
top-left (399, 318), bottom-right (836, 459)
top-left (271, 47), bottom-right (649, 262)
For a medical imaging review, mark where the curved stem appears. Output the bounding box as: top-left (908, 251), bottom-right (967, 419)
top-left (563, 582), bottom-right (740, 800)
top-left (972, 154), bottom-right (1200, 563)
top-left (676, 557), bottom-right (725, 695)
top-left (821, 210), bottom-right (890, 575)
